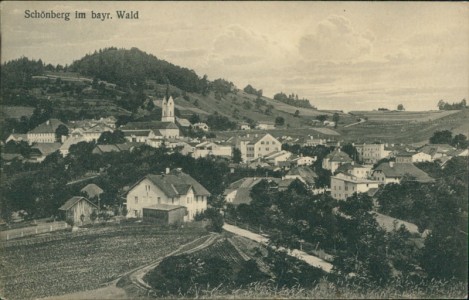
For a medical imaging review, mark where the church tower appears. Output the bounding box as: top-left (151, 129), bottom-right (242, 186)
top-left (161, 96), bottom-right (175, 123)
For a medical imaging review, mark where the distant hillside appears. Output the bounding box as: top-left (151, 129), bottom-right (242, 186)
top-left (68, 47), bottom-right (203, 92)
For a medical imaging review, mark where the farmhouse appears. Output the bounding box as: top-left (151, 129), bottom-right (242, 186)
top-left (372, 162), bottom-right (434, 184)
top-left (126, 169), bottom-right (210, 222)
top-left (256, 121), bottom-right (276, 130)
top-left (224, 177), bottom-right (279, 205)
top-left (29, 143), bottom-right (61, 162)
top-left (264, 150), bottom-right (292, 166)
top-left (5, 133), bottom-right (28, 143)
top-left (191, 141), bottom-right (232, 158)
top-left (81, 183), bottom-right (104, 199)
top-left (192, 122), bottom-right (209, 132)
top-left (395, 151), bottom-right (432, 163)
top-left (284, 166), bottom-right (317, 188)
top-left (59, 196), bottom-right (98, 225)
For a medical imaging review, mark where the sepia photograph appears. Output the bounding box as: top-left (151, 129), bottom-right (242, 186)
top-left (0, 1), bottom-right (468, 299)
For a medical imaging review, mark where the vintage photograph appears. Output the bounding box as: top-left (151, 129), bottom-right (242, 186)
top-left (1, 1), bottom-right (468, 299)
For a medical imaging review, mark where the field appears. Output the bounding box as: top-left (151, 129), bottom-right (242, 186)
top-left (349, 110), bottom-right (459, 122)
top-left (0, 222), bottom-right (208, 300)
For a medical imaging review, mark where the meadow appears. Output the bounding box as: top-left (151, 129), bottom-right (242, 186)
top-left (0, 222), bottom-right (208, 300)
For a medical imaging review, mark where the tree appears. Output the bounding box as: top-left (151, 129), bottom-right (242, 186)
top-left (429, 130), bottom-right (453, 144)
top-left (341, 143), bottom-right (359, 162)
top-left (97, 130), bottom-right (125, 144)
top-left (397, 104), bottom-right (405, 111)
top-left (332, 113), bottom-right (340, 128)
top-left (55, 125), bottom-right (69, 142)
top-left (316, 115), bottom-right (328, 122)
top-left (275, 116), bottom-right (285, 127)
top-left (232, 148), bottom-right (242, 163)
top-left (294, 110), bottom-right (300, 117)
top-left (451, 133), bottom-right (468, 149)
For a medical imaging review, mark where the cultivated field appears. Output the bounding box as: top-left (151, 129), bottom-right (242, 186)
top-left (0, 222), bottom-right (208, 300)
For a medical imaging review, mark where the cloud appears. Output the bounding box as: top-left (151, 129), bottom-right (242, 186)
top-left (298, 15), bottom-right (374, 62)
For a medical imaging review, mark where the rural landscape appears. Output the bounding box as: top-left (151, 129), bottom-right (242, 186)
top-left (1, 2), bottom-right (468, 300)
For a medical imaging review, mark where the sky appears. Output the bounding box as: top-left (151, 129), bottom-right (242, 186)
top-left (1, 1), bottom-right (468, 112)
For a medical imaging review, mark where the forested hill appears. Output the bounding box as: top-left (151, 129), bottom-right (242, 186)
top-left (68, 47), bottom-right (204, 92)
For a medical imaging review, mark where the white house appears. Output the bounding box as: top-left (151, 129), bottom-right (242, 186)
top-left (291, 155), bottom-right (317, 166)
top-left (334, 163), bottom-right (372, 179)
top-left (330, 173), bottom-right (380, 201)
top-left (234, 133), bottom-right (282, 162)
top-left (126, 169), bottom-right (210, 221)
top-left (256, 121), bottom-right (275, 130)
top-left (264, 150), bottom-right (292, 166)
top-left (192, 141), bottom-right (232, 158)
top-left (322, 149), bottom-right (353, 173)
top-left (192, 123), bottom-right (209, 132)
top-left (355, 143), bottom-right (391, 164)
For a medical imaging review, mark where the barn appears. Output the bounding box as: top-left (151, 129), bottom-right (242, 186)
top-left (142, 204), bottom-right (186, 225)
top-left (59, 196), bottom-right (98, 225)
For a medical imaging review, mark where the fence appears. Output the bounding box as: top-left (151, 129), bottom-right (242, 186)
top-left (0, 222), bottom-right (69, 241)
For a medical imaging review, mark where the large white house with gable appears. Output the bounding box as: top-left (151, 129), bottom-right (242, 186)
top-left (126, 169), bottom-right (210, 221)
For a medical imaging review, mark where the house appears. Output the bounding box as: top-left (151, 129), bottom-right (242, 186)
top-left (60, 136), bottom-right (86, 156)
top-left (330, 173), bottom-right (380, 201)
top-left (142, 204), bottom-right (187, 225)
top-left (418, 144), bottom-right (456, 161)
top-left (80, 183), bottom-right (104, 199)
top-left (372, 162), bottom-right (434, 184)
top-left (334, 163), bottom-right (372, 179)
top-left (191, 141), bottom-right (232, 158)
top-left (323, 120), bottom-right (336, 127)
top-left (234, 133), bottom-right (282, 162)
top-left (224, 177), bottom-right (279, 205)
top-left (264, 150), bottom-right (292, 166)
top-left (284, 166), bottom-right (317, 188)
top-left (91, 143), bottom-right (137, 155)
top-left (126, 169), bottom-right (210, 221)
top-left (239, 123), bottom-right (251, 130)
top-left (322, 149), bottom-right (353, 173)
top-left (192, 122), bottom-right (209, 132)
top-left (290, 155), bottom-right (317, 166)
top-left (120, 121), bottom-right (179, 140)
top-left (355, 143), bottom-right (391, 164)
top-left (256, 121), bottom-right (275, 130)
top-left (27, 119), bottom-right (67, 144)
top-left (28, 143), bottom-right (61, 162)
top-left (395, 151), bottom-right (432, 163)
top-left (59, 196), bottom-right (98, 225)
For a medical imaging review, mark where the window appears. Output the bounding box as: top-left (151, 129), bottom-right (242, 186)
top-left (157, 197), bottom-right (161, 203)
top-left (134, 196), bottom-right (138, 204)
top-left (266, 147), bottom-right (269, 151)
top-left (261, 141), bottom-right (265, 145)
top-left (266, 141), bottom-right (270, 145)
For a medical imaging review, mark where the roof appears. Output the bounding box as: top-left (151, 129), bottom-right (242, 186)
top-left (123, 130), bottom-right (152, 137)
top-left (396, 151), bottom-right (414, 157)
top-left (94, 144), bottom-right (120, 153)
top-left (374, 212), bottom-right (420, 235)
top-left (143, 204), bottom-right (186, 211)
top-left (122, 121), bottom-right (179, 131)
top-left (418, 144), bottom-right (455, 156)
top-left (29, 119), bottom-right (66, 134)
top-left (325, 149), bottom-right (353, 163)
top-left (286, 166), bottom-right (318, 185)
top-left (80, 184), bottom-right (104, 198)
top-left (1, 153), bottom-right (24, 161)
top-left (373, 162), bottom-right (434, 182)
top-left (31, 143), bottom-right (61, 155)
top-left (134, 170), bottom-right (211, 198)
top-left (224, 177), bottom-right (279, 205)
top-left (60, 136), bottom-right (86, 151)
top-left (59, 196), bottom-right (97, 211)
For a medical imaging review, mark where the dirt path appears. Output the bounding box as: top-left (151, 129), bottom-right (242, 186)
top-left (39, 233), bottom-right (219, 300)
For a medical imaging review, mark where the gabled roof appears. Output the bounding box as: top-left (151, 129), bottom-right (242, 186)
top-left (59, 196), bottom-right (97, 211)
top-left (176, 117), bottom-right (191, 127)
top-left (31, 143), bottom-right (61, 155)
top-left (224, 177), bottom-right (280, 205)
top-left (94, 144), bottom-right (120, 153)
top-left (287, 166), bottom-right (318, 181)
top-left (29, 119), bottom-right (66, 134)
top-left (418, 144), bottom-right (455, 155)
top-left (133, 170), bottom-right (210, 198)
top-left (325, 149), bottom-right (353, 163)
top-left (81, 184), bottom-right (104, 198)
top-left (1, 153), bottom-right (24, 161)
top-left (373, 162), bottom-right (434, 182)
top-left (123, 130), bottom-right (152, 137)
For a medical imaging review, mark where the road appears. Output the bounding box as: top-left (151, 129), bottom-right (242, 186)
top-left (223, 223), bottom-right (333, 273)
top-left (344, 118), bottom-right (366, 128)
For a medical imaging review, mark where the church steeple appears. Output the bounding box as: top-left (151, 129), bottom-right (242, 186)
top-left (161, 95), bottom-right (175, 123)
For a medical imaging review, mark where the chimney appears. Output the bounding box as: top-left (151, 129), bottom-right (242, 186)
top-left (166, 167), bottom-right (170, 174)
top-left (389, 161), bottom-right (394, 168)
